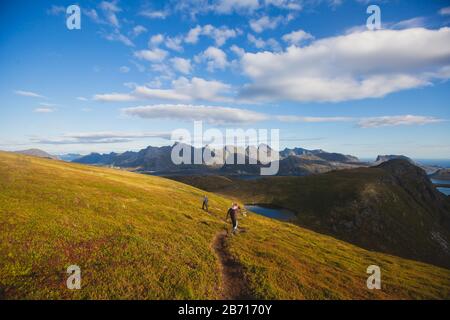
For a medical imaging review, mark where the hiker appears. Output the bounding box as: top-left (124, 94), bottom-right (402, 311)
top-left (202, 195), bottom-right (209, 212)
top-left (226, 203), bottom-right (240, 234)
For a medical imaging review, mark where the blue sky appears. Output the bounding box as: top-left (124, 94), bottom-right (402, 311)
top-left (0, 0), bottom-right (449, 159)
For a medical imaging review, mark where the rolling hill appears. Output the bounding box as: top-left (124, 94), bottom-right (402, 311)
top-left (14, 148), bottom-right (57, 160)
top-left (171, 160), bottom-right (450, 269)
top-left (0, 152), bottom-right (449, 299)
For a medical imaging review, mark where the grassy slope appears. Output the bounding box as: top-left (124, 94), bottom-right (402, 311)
top-left (0, 152), bottom-right (449, 299)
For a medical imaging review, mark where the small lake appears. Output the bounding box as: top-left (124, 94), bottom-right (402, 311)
top-left (431, 179), bottom-right (450, 185)
top-left (436, 188), bottom-right (450, 196)
top-left (235, 175), bottom-right (265, 181)
top-left (245, 205), bottom-right (297, 221)
top-left (431, 179), bottom-right (450, 196)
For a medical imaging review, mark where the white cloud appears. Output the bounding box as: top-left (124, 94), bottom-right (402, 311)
top-left (390, 17), bottom-right (427, 30)
top-left (84, 9), bottom-right (103, 24)
top-left (206, 25), bottom-right (239, 46)
top-left (439, 6), bottom-right (450, 16)
top-left (266, 38), bottom-right (281, 51)
top-left (249, 15), bottom-right (283, 33)
top-left (134, 48), bottom-right (168, 62)
top-left (47, 5), bottom-right (65, 16)
top-left (95, 77), bottom-right (232, 103)
top-left (68, 132), bottom-right (172, 140)
top-left (149, 34), bottom-right (165, 46)
top-left (150, 63), bottom-right (175, 78)
top-left (93, 93), bottom-right (137, 102)
top-left (133, 86), bottom-right (190, 101)
top-left (247, 34), bottom-right (266, 48)
top-left (171, 57), bottom-right (192, 74)
top-left (173, 0), bottom-right (261, 18)
top-left (34, 108), bottom-right (54, 113)
top-left (134, 77), bottom-right (231, 102)
top-left (99, 1), bottom-right (121, 27)
top-left (198, 46), bottom-right (229, 71)
top-left (214, 0), bottom-right (260, 14)
top-left (230, 45), bottom-right (245, 57)
top-left (174, 0), bottom-right (344, 18)
top-left (14, 90), bottom-right (46, 98)
top-left (123, 82), bottom-right (138, 89)
top-left (282, 29), bottom-right (314, 45)
top-left (344, 24), bottom-right (367, 35)
top-left (104, 30), bottom-right (134, 47)
top-left (130, 60), bottom-right (146, 72)
top-left (165, 36), bottom-right (184, 51)
top-left (185, 25), bottom-right (238, 46)
top-left (357, 115), bottom-right (445, 128)
top-left (247, 34), bottom-right (280, 51)
top-left (77, 97), bottom-right (88, 101)
top-left (122, 104), bottom-right (444, 128)
top-left (140, 9), bottom-right (169, 19)
top-left (240, 27), bottom-right (450, 102)
top-left (34, 131), bottom-right (172, 145)
top-left (123, 104), bottom-right (268, 124)
top-left (185, 25), bottom-right (203, 44)
top-left (119, 66), bottom-right (130, 73)
top-left (39, 102), bottom-right (57, 107)
top-left (264, 0), bottom-right (302, 10)
top-left (275, 115), bottom-right (353, 122)
top-left (131, 25), bottom-right (147, 37)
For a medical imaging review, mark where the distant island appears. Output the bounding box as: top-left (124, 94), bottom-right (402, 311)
top-left (431, 169), bottom-right (450, 181)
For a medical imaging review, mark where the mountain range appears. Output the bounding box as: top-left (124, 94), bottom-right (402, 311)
top-left (10, 146), bottom-right (446, 177)
top-left (71, 144), bottom-right (368, 176)
top-left (71, 144), bottom-right (448, 177)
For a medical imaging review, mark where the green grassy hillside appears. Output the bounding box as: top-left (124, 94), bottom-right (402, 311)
top-left (0, 152), bottom-right (449, 299)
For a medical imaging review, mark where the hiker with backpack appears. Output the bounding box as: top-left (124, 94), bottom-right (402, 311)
top-left (226, 203), bottom-right (241, 234)
top-left (202, 195), bottom-right (209, 212)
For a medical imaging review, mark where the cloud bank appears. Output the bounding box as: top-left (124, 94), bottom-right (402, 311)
top-left (240, 27), bottom-right (450, 102)
top-left (122, 104), bottom-right (445, 127)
